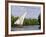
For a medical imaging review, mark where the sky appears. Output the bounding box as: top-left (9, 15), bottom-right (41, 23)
top-left (11, 5), bottom-right (41, 19)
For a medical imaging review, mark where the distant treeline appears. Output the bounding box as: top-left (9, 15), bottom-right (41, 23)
top-left (23, 19), bottom-right (39, 26)
top-left (11, 14), bottom-right (41, 27)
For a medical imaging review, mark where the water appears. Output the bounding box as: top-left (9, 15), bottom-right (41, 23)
top-left (11, 25), bottom-right (40, 31)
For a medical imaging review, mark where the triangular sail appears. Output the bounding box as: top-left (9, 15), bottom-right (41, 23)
top-left (14, 12), bottom-right (27, 26)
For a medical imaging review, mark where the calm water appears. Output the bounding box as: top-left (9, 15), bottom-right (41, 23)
top-left (11, 25), bottom-right (40, 31)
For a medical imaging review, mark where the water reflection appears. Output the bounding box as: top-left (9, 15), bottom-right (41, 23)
top-left (11, 25), bottom-right (40, 31)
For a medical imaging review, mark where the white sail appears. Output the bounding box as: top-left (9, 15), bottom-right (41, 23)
top-left (14, 12), bottom-right (27, 26)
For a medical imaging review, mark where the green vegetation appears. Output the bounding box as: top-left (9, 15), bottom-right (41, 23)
top-left (23, 19), bottom-right (39, 26)
top-left (11, 16), bottom-right (18, 27)
top-left (11, 15), bottom-right (40, 27)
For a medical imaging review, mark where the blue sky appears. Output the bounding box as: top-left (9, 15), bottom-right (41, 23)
top-left (11, 5), bottom-right (41, 19)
